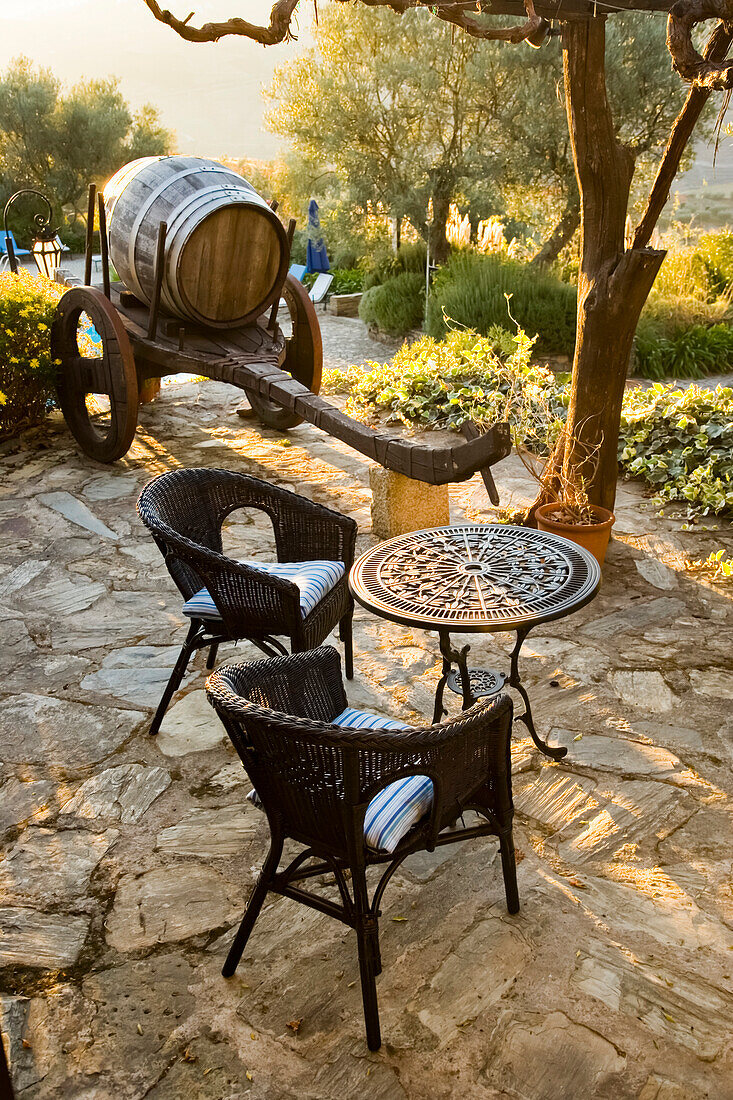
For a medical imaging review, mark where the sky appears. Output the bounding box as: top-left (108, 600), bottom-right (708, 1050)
top-left (0, 0), bottom-right (312, 158)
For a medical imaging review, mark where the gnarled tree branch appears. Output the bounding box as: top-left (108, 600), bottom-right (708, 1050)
top-left (667, 0), bottom-right (733, 88)
top-left (141, 0), bottom-right (549, 48)
top-left (141, 0), bottom-right (301, 44)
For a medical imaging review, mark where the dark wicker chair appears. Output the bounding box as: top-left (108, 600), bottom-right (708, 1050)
top-left (206, 645), bottom-right (518, 1051)
top-left (137, 468), bottom-right (357, 735)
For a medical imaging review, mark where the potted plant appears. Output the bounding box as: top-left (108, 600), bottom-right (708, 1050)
top-left (521, 437), bottom-right (615, 567)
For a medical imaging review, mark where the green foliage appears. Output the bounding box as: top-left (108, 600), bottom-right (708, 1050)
top-left (362, 241), bottom-right (428, 290)
top-left (266, 4), bottom-right (699, 262)
top-left (304, 268), bottom-right (362, 295)
top-left (685, 548), bottom-right (733, 583)
top-left (324, 327), bottom-right (568, 453)
top-left (426, 253), bottom-right (577, 354)
top-left (328, 269), bottom-right (362, 294)
top-left (0, 269), bottom-right (62, 436)
top-left (327, 326), bottom-right (733, 517)
top-left (267, 4), bottom-right (508, 254)
top-left (359, 272), bottom-right (425, 336)
top-left (631, 230), bottom-right (733, 379)
top-left (633, 323), bottom-right (733, 380)
top-left (59, 223), bottom-right (98, 254)
top-left (0, 56), bottom-right (172, 228)
top-left (696, 230), bottom-right (733, 295)
top-left (619, 383), bottom-right (733, 516)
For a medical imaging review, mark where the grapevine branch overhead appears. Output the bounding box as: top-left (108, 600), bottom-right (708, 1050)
top-left (142, 0), bottom-right (733, 85)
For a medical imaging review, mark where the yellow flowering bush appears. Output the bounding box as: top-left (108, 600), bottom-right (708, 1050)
top-left (0, 269), bottom-right (63, 437)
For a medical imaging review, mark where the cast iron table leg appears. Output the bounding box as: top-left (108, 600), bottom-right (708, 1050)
top-left (509, 625), bottom-right (567, 761)
top-left (432, 630), bottom-right (474, 723)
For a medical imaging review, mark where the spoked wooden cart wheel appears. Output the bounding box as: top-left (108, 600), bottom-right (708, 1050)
top-left (52, 286), bottom-right (139, 463)
top-left (246, 273), bottom-right (323, 430)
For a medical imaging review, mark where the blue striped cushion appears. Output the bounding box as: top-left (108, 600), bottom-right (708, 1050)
top-left (246, 706), bottom-right (433, 854)
top-left (182, 560), bottom-right (345, 621)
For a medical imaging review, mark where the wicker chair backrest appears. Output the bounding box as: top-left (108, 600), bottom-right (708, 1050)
top-left (137, 469), bottom-right (357, 634)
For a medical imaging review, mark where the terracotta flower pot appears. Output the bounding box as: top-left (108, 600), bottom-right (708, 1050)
top-left (535, 502), bottom-right (615, 567)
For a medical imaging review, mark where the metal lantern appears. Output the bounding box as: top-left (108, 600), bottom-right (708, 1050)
top-left (31, 229), bottom-right (63, 279)
top-left (2, 189), bottom-right (60, 277)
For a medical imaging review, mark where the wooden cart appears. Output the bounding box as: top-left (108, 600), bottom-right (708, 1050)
top-left (51, 182), bottom-right (510, 487)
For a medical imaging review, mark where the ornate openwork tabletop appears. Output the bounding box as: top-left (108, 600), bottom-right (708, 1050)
top-left (350, 525), bottom-right (602, 761)
top-left (350, 525), bottom-right (601, 632)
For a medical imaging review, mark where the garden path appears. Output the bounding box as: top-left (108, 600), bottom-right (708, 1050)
top-left (0, 346), bottom-right (731, 1098)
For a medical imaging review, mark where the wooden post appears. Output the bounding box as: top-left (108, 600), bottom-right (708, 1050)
top-left (269, 217), bottom-right (296, 331)
top-left (97, 192), bottom-right (111, 299)
top-left (147, 221), bottom-right (167, 340)
top-left (84, 184), bottom-right (96, 286)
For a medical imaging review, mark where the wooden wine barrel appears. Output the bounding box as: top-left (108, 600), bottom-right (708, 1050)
top-left (104, 156), bottom-right (288, 329)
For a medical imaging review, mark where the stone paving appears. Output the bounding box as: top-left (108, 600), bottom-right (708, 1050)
top-left (1, 317), bottom-right (732, 1099)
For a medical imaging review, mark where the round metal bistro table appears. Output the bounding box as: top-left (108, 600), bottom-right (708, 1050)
top-left (349, 524), bottom-right (602, 761)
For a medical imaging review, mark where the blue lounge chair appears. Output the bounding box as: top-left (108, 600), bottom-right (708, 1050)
top-left (288, 263), bottom-right (307, 282)
top-left (0, 231), bottom-right (32, 260)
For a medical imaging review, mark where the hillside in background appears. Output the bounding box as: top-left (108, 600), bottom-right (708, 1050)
top-left (668, 138), bottom-right (733, 232)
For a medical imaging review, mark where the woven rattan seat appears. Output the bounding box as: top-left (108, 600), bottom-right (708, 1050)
top-left (137, 468), bottom-right (357, 735)
top-left (206, 646), bottom-right (519, 1051)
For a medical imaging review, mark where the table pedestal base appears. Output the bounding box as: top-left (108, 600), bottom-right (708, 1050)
top-left (432, 627), bottom-right (567, 761)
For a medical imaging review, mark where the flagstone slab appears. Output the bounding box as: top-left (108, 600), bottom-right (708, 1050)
top-left (560, 870), bottom-right (732, 952)
top-left (551, 731), bottom-right (682, 775)
top-left (60, 764), bottom-right (171, 825)
top-left (0, 559), bottom-right (49, 596)
top-left (582, 597), bottom-right (685, 638)
top-left (16, 572), bottom-right (107, 616)
top-left (207, 761), bottom-right (249, 791)
top-left (48, 591), bottom-right (182, 650)
top-left (0, 777), bottom-right (56, 839)
top-left (487, 1011), bottom-right (626, 1100)
top-left (0, 908), bottom-right (90, 968)
top-left (0, 652), bottom-right (93, 695)
top-left (572, 939), bottom-right (733, 1059)
top-left (82, 475), bottom-right (140, 501)
top-left (80, 645), bottom-right (196, 707)
top-left (0, 827), bottom-right (118, 907)
top-left (412, 913), bottom-right (531, 1042)
top-left (638, 1076), bottom-right (696, 1100)
top-left (514, 771), bottom-right (599, 833)
top-left (38, 491), bottom-right (119, 540)
top-left (608, 670), bottom-right (676, 712)
top-left (0, 985), bottom-right (94, 1095)
top-left (0, 694), bottom-right (143, 772)
top-left (155, 805), bottom-right (258, 857)
top-left (105, 865), bottom-right (239, 951)
top-left (78, 953), bottom-right (198, 1091)
top-left (155, 690), bottom-right (227, 756)
top-left (559, 779), bottom-right (686, 864)
top-left (689, 668), bottom-right (733, 699)
top-left (635, 558), bottom-right (678, 590)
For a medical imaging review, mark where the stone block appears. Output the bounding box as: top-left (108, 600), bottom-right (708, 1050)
top-left (369, 464), bottom-right (449, 540)
top-left (327, 292), bottom-right (362, 317)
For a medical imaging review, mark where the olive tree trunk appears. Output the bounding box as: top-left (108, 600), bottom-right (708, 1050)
top-left (429, 189), bottom-right (452, 265)
top-left (560, 17), bottom-right (665, 511)
top-left (530, 193), bottom-right (580, 268)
